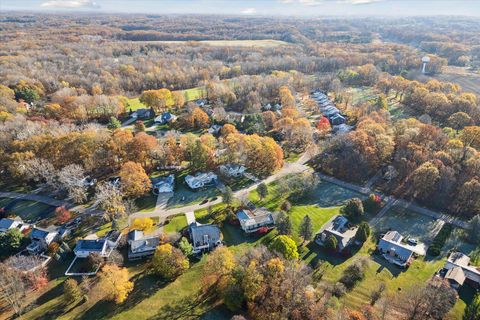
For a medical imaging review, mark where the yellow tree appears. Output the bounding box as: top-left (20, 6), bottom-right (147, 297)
top-left (131, 217), bottom-right (154, 231)
top-left (151, 243), bottom-right (189, 280)
top-left (96, 264), bottom-right (134, 304)
top-left (119, 161), bottom-right (152, 198)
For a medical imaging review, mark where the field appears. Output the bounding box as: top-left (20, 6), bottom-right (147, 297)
top-left (373, 206), bottom-right (444, 245)
top-left (433, 66), bottom-right (480, 96)
top-left (0, 198), bottom-right (56, 222)
top-left (129, 39), bottom-right (289, 48)
top-left (119, 86), bottom-right (206, 112)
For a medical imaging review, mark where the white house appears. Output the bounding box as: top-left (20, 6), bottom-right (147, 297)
top-left (185, 172), bottom-right (218, 190)
top-left (73, 232), bottom-right (122, 258)
top-left (219, 164), bottom-right (246, 178)
top-left (236, 208), bottom-right (275, 233)
top-left (443, 252), bottom-right (480, 289)
top-left (0, 217), bottom-right (25, 233)
top-left (27, 227), bottom-right (58, 254)
top-left (315, 215), bottom-right (358, 251)
top-left (127, 230), bottom-right (161, 260)
top-left (152, 174), bottom-right (175, 194)
top-left (377, 231), bottom-right (416, 268)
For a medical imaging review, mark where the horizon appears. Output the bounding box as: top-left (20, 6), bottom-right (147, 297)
top-left (1, 0), bottom-right (480, 17)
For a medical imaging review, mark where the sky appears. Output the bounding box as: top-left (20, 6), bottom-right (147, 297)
top-left (1, 0), bottom-right (479, 17)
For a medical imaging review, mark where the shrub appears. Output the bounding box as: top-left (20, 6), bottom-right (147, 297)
top-left (428, 223), bottom-right (453, 256)
top-left (332, 282), bottom-right (347, 297)
top-left (324, 235), bottom-right (338, 251)
top-left (340, 258), bottom-right (368, 289)
top-left (341, 198), bottom-right (364, 218)
top-left (270, 235), bottom-right (298, 260)
top-left (363, 194), bottom-right (381, 213)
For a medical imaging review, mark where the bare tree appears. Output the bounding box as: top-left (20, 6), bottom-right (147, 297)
top-left (0, 263), bottom-right (30, 316)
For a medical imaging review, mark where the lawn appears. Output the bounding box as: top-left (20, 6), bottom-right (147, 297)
top-left (166, 170), bottom-right (220, 209)
top-left (0, 198), bottom-right (56, 222)
top-left (373, 205), bottom-right (443, 245)
top-left (135, 193), bottom-right (157, 212)
top-left (164, 214), bottom-right (188, 234)
top-left (289, 205), bottom-right (340, 242)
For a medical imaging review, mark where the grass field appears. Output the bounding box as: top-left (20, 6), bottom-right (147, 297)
top-left (0, 198), bottom-right (56, 222)
top-left (120, 86), bottom-right (206, 112)
top-left (132, 39), bottom-right (289, 48)
top-left (164, 214), bottom-right (188, 234)
top-left (432, 66), bottom-right (480, 96)
top-left (373, 206), bottom-right (443, 245)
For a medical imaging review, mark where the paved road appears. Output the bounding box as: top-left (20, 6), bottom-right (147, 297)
top-left (0, 191), bottom-right (67, 207)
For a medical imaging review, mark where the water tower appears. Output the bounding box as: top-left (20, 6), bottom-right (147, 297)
top-left (422, 56), bottom-right (430, 74)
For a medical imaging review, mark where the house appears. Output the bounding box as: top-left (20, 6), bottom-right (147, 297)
top-left (132, 108), bottom-right (154, 119)
top-left (273, 103), bottom-right (282, 111)
top-left (0, 217), bottom-right (25, 233)
top-left (208, 124), bottom-right (223, 135)
top-left (185, 172), bottom-right (218, 190)
top-left (219, 164), bottom-right (246, 178)
top-left (189, 223), bottom-right (222, 254)
top-left (73, 232), bottom-right (122, 258)
top-left (127, 230), bottom-right (161, 260)
top-left (443, 252), bottom-right (480, 288)
top-left (196, 99), bottom-right (207, 107)
top-left (332, 124), bottom-right (353, 134)
top-left (262, 103), bottom-right (272, 111)
top-left (152, 174), bottom-right (175, 194)
top-left (27, 227), bottom-right (58, 254)
top-left (236, 208), bottom-right (275, 233)
top-left (315, 215), bottom-right (358, 251)
top-left (154, 112), bottom-right (177, 125)
top-left (322, 106), bottom-right (341, 117)
top-left (329, 114), bottom-right (346, 125)
top-left (377, 231), bottom-right (415, 268)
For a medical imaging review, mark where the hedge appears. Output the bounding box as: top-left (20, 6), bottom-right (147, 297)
top-left (427, 223), bottom-right (453, 256)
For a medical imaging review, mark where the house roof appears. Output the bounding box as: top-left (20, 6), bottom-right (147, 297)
top-left (320, 215), bottom-right (357, 248)
top-left (378, 231), bottom-right (414, 259)
top-left (30, 227), bottom-right (54, 240)
top-left (236, 209), bottom-right (274, 227)
top-left (190, 223), bottom-right (221, 247)
top-left (185, 172), bottom-right (217, 188)
top-left (76, 239), bottom-right (106, 251)
top-left (445, 266), bottom-right (466, 285)
top-left (448, 252), bottom-right (471, 267)
top-left (0, 218), bottom-right (22, 230)
top-left (128, 230), bottom-right (145, 241)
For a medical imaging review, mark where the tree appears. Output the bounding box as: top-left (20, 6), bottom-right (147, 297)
top-left (57, 164), bottom-right (88, 204)
top-left (55, 206), bottom-right (71, 224)
top-left (107, 116), bottom-right (121, 130)
top-left (467, 215), bottom-right (480, 244)
top-left (324, 235), bottom-right (338, 251)
top-left (189, 139), bottom-right (213, 172)
top-left (299, 215), bottom-right (313, 243)
top-left (140, 89), bottom-right (173, 112)
top-left (316, 116), bottom-right (331, 133)
top-left (448, 112), bottom-right (472, 131)
top-left (134, 120), bottom-right (146, 132)
top-left (95, 182), bottom-right (126, 219)
top-left (178, 237), bottom-right (193, 257)
top-left (409, 162), bottom-right (440, 201)
top-left (463, 293), bottom-right (480, 320)
top-left (257, 183), bottom-right (268, 200)
top-left (119, 161), bottom-right (152, 198)
top-left (0, 263), bottom-right (29, 315)
top-left (203, 246), bottom-right (235, 289)
top-left (63, 278), bottom-right (82, 303)
top-left (220, 124), bottom-right (238, 137)
top-left (172, 91), bottom-right (185, 109)
top-left (460, 126), bottom-right (480, 150)
top-left (131, 217), bottom-right (154, 231)
top-left (0, 228), bottom-right (23, 257)
top-left (340, 258), bottom-right (368, 289)
top-left (355, 222), bottom-right (370, 243)
top-left (270, 235), bottom-right (298, 260)
top-left (96, 264), bottom-right (133, 304)
top-left (223, 186), bottom-right (234, 206)
top-left (342, 198), bottom-right (364, 218)
top-left (276, 211), bottom-right (292, 236)
top-left (151, 243), bottom-right (189, 280)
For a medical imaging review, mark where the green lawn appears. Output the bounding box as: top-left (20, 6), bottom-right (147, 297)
top-left (166, 170), bottom-right (220, 209)
top-left (164, 214), bottom-right (188, 234)
top-left (0, 198), bottom-right (56, 222)
top-left (135, 193), bottom-right (157, 212)
top-left (373, 206), bottom-right (443, 245)
top-left (289, 205), bottom-right (340, 243)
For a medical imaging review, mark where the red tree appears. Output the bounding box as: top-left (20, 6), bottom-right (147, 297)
top-left (55, 206), bottom-right (71, 224)
top-left (316, 116), bottom-right (331, 132)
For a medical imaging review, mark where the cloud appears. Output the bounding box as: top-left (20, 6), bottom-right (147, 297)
top-left (280, 0), bottom-right (323, 6)
top-left (241, 7), bottom-right (257, 14)
top-left (40, 0), bottom-right (100, 9)
top-left (338, 0), bottom-right (383, 4)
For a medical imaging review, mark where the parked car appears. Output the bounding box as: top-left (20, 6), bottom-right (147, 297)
top-left (407, 238), bottom-right (418, 246)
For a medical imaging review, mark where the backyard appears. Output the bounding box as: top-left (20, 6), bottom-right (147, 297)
top-left (0, 198), bottom-right (56, 222)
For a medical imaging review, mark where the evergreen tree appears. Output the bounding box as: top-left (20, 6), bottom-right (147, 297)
top-left (257, 183), bottom-right (268, 200)
top-left (355, 222), bottom-right (370, 243)
top-left (325, 235), bottom-right (338, 251)
top-left (107, 116), bottom-right (121, 130)
top-left (276, 211), bottom-right (292, 236)
top-left (299, 215), bottom-right (313, 243)
top-left (223, 186), bottom-right (234, 206)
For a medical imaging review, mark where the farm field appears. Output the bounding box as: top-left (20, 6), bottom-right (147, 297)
top-left (433, 66), bottom-right (480, 96)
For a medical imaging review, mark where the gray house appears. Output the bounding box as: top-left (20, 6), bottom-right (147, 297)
top-left (189, 223), bottom-right (222, 254)
top-left (236, 208), bottom-right (275, 233)
top-left (315, 215), bottom-right (358, 251)
top-left (377, 231), bottom-right (414, 268)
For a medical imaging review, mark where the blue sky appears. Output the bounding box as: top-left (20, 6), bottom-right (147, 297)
top-left (1, 0), bottom-right (479, 17)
